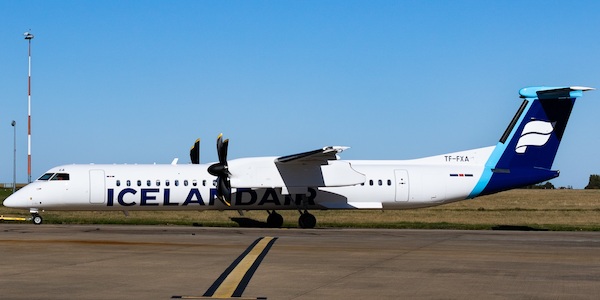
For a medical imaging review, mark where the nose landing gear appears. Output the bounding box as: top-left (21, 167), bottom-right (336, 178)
top-left (29, 208), bottom-right (43, 225)
top-left (31, 213), bottom-right (43, 225)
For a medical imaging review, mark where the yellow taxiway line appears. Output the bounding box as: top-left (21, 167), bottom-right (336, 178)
top-left (172, 236), bottom-right (277, 300)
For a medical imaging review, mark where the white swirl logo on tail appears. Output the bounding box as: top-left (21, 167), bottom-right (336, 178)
top-left (515, 120), bottom-right (554, 154)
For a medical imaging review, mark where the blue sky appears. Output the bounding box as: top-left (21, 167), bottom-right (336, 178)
top-left (1, 1), bottom-right (599, 188)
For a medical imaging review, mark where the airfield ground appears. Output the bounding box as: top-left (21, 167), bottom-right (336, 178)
top-left (1, 225), bottom-right (599, 299)
top-left (1, 189), bottom-right (599, 299)
top-left (1, 189), bottom-right (599, 230)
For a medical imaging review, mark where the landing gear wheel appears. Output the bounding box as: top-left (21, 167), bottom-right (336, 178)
top-left (298, 211), bottom-right (316, 229)
top-left (32, 214), bottom-right (43, 225)
top-left (266, 211), bottom-right (284, 228)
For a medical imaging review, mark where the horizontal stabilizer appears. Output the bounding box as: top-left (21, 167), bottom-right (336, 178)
top-left (519, 86), bottom-right (594, 99)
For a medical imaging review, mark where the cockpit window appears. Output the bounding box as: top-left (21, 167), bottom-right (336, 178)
top-left (38, 173), bottom-right (54, 181)
top-left (51, 173), bottom-right (70, 181)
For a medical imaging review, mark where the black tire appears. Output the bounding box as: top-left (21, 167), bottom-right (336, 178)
top-left (266, 212), bottom-right (284, 228)
top-left (298, 212), bottom-right (316, 229)
top-left (32, 214), bottom-right (43, 225)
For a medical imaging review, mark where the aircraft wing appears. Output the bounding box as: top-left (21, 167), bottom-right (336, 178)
top-left (275, 146), bottom-right (349, 164)
top-left (229, 146), bottom-right (365, 192)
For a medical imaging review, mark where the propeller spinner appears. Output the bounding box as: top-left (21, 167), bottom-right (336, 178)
top-left (207, 134), bottom-right (232, 206)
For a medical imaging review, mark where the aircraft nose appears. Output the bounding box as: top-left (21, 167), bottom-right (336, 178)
top-left (3, 193), bottom-right (28, 209)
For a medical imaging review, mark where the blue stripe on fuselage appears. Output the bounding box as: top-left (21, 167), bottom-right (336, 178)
top-left (467, 99), bottom-right (534, 198)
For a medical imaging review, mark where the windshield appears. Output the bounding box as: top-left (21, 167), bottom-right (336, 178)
top-left (51, 173), bottom-right (70, 181)
top-left (38, 173), bottom-right (54, 181)
top-left (37, 173), bottom-right (70, 181)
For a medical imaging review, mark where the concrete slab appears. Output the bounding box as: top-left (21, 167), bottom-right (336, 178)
top-left (0, 225), bottom-right (598, 299)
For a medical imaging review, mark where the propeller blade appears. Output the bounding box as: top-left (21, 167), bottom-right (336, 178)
top-left (216, 133), bottom-right (229, 165)
top-left (220, 139), bottom-right (229, 164)
top-left (216, 177), bottom-right (232, 207)
top-left (189, 138), bottom-right (200, 164)
top-left (210, 133), bottom-right (232, 206)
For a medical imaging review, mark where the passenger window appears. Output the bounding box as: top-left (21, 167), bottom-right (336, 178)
top-left (174, 180), bottom-right (179, 186)
top-left (127, 180), bottom-right (131, 187)
top-left (146, 180), bottom-right (151, 187)
top-left (165, 180), bottom-right (170, 187)
top-left (192, 180), bottom-right (198, 187)
top-left (378, 180), bottom-right (383, 186)
top-left (202, 180), bottom-right (206, 186)
top-left (137, 180), bottom-right (142, 187)
top-left (369, 180), bottom-right (374, 186)
top-left (38, 173), bottom-right (54, 181)
top-left (116, 180), bottom-right (121, 187)
top-left (156, 180), bottom-right (161, 186)
top-left (184, 180), bottom-right (188, 186)
top-left (387, 180), bottom-right (392, 186)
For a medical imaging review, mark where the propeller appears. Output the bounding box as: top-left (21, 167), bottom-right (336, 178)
top-left (207, 134), bottom-right (232, 206)
top-left (190, 138), bottom-right (200, 164)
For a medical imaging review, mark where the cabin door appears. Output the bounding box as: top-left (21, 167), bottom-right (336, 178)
top-left (89, 169), bottom-right (106, 204)
top-left (394, 169), bottom-right (409, 202)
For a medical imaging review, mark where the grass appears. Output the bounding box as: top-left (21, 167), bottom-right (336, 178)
top-left (1, 188), bottom-right (600, 230)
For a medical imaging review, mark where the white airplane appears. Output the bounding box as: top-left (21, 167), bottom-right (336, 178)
top-left (3, 86), bottom-right (593, 228)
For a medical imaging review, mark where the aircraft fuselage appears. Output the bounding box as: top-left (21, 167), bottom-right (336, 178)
top-left (12, 146), bottom-right (493, 212)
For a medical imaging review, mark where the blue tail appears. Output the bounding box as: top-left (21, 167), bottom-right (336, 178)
top-left (470, 86), bottom-right (593, 197)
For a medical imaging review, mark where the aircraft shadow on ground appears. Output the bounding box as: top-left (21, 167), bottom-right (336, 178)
top-left (491, 225), bottom-right (548, 231)
top-left (192, 217), bottom-right (272, 228)
top-left (229, 217), bottom-right (271, 228)
top-left (194, 219), bottom-right (550, 230)
top-left (192, 218), bottom-right (269, 228)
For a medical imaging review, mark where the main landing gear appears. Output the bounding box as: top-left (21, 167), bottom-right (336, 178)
top-left (266, 210), bottom-right (284, 228)
top-left (265, 210), bottom-right (317, 229)
top-left (298, 210), bottom-right (316, 229)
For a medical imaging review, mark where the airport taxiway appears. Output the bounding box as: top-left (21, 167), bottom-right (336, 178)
top-left (1, 224), bottom-right (599, 299)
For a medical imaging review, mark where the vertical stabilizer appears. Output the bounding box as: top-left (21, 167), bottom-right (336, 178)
top-left (469, 86), bottom-right (593, 197)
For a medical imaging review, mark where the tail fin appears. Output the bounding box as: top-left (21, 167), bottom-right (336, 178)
top-left (470, 86), bottom-right (593, 197)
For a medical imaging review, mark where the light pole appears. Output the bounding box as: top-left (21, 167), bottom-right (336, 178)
top-left (11, 121), bottom-right (16, 193)
top-left (24, 31), bottom-right (34, 183)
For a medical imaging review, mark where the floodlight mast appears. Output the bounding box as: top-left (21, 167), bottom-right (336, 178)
top-left (24, 31), bottom-right (34, 183)
top-left (12, 121), bottom-right (16, 193)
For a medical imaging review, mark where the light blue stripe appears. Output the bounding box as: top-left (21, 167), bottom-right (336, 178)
top-left (467, 99), bottom-right (534, 198)
top-left (570, 90), bottom-right (583, 98)
top-left (467, 144), bottom-right (501, 198)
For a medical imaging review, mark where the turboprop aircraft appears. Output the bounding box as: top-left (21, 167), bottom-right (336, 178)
top-left (3, 86), bottom-right (593, 228)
